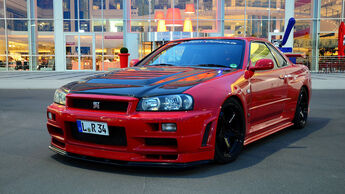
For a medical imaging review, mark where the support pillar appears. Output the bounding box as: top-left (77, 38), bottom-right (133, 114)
top-left (217, 0), bottom-right (225, 36)
top-left (312, 0), bottom-right (321, 72)
top-left (284, 0), bottom-right (295, 49)
top-left (123, 0), bottom-right (131, 48)
top-left (28, 0), bottom-right (38, 70)
top-left (54, 0), bottom-right (64, 71)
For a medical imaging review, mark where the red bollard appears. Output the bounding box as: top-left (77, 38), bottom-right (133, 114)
top-left (118, 53), bottom-right (130, 68)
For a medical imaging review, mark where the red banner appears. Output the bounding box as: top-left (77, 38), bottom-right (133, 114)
top-left (338, 22), bottom-right (345, 56)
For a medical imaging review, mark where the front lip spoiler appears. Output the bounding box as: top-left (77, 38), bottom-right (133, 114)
top-left (49, 145), bottom-right (211, 168)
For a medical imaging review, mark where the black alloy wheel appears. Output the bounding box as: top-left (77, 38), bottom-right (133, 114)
top-left (293, 87), bottom-right (309, 129)
top-left (214, 98), bottom-right (245, 163)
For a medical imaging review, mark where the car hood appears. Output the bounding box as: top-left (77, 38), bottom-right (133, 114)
top-left (63, 66), bottom-right (237, 98)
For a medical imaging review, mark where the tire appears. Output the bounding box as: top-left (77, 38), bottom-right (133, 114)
top-left (292, 87), bottom-right (309, 129)
top-left (214, 98), bottom-right (245, 163)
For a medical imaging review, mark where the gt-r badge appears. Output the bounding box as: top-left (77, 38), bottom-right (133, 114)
top-left (93, 101), bottom-right (100, 109)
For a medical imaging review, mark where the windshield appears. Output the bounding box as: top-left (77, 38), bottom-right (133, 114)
top-left (139, 39), bottom-right (245, 69)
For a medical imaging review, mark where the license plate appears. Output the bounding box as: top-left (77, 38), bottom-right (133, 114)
top-left (76, 120), bottom-right (109, 136)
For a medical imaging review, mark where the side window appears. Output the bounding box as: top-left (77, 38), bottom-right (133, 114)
top-left (268, 44), bottom-right (288, 67)
top-left (250, 42), bottom-right (277, 67)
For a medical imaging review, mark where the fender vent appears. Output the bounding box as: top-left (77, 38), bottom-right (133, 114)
top-left (52, 138), bottom-right (65, 148)
top-left (201, 122), bottom-right (212, 147)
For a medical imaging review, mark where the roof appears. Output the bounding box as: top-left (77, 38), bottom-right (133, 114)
top-left (171, 36), bottom-right (269, 43)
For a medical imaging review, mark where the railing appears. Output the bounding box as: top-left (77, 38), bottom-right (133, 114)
top-left (318, 56), bottom-right (345, 73)
top-left (292, 55), bottom-right (345, 73)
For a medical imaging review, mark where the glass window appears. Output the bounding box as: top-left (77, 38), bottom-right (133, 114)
top-left (106, 19), bottom-right (123, 32)
top-left (321, 0), bottom-right (342, 18)
top-left (109, 0), bottom-right (123, 9)
top-left (225, 0), bottom-right (245, 19)
top-left (0, 0), bottom-right (4, 18)
top-left (93, 0), bottom-right (105, 10)
top-left (79, 0), bottom-right (90, 19)
top-left (6, 0), bottom-right (27, 18)
top-left (225, 20), bottom-right (245, 37)
top-left (250, 42), bottom-right (276, 67)
top-left (38, 33), bottom-right (55, 55)
top-left (63, 0), bottom-right (71, 19)
top-left (0, 19), bottom-right (6, 70)
top-left (93, 20), bottom-right (104, 32)
top-left (271, 0), bottom-right (285, 20)
top-left (79, 19), bottom-right (90, 32)
top-left (107, 1), bottom-right (123, 19)
top-left (37, 20), bottom-right (54, 31)
top-left (7, 19), bottom-right (27, 31)
top-left (197, 20), bottom-right (216, 34)
top-left (37, 56), bottom-right (55, 71)
top-left (141, 39), bottom-right (245, 69)
top-left (0, 19), bottom-right (5, 55)
top-left (295, 0), bottom-right (312, 19)
top-left (132, 0), bottom-right (153, 19)
top-left (198, 0), bottom-right (216, 19)
top-left (247, 17), bottom-right (269, 38)
top-left (37, 0), bottom-right (54, 19)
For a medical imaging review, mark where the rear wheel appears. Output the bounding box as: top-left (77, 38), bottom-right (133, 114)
top-left (293, 87), bottom-right (309, 129)
top-left (214, 99), bottom-right (245, 163)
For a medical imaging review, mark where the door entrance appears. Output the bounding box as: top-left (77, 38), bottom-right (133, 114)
top-left (64, 33), bottom-right (96, 70)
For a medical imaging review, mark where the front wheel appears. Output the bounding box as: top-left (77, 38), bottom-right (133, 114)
top-left (292, 87), bottom-right (309, 129)
top-left (214, 99), bottom-right (245, 163)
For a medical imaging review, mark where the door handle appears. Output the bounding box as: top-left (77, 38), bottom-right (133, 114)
top-left (279, 74), bottom-right (285, 79)
top-left (279, 74), bottom-right (293, 79)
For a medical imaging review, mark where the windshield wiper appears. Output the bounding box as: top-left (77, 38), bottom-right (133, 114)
top-left (150, 63), bottom-right (175, 66)
top-left (194, 64), bottom-right (230, 68)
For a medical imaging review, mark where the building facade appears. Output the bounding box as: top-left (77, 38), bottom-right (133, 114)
top-left (0, 0), bottom-right (343, 71)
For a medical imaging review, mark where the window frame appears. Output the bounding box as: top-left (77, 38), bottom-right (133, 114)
top-left (266, 43), bottom-right (289, 68)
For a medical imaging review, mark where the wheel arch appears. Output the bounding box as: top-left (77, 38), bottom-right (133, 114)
top-left (219, 94), bottom-right (248, 133)
top-left (301, 85), bottom-right (310, 103)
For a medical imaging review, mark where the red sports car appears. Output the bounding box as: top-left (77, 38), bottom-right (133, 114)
top-left (47, 37), bottom-right (311, 167)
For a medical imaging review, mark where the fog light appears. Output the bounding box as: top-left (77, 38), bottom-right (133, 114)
top-left (161, 123), bottom-right (176, 132)
top-left (47, 112), bottom-right (53, 120)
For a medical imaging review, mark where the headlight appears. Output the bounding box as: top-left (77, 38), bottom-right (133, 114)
top-left (53, 88), bottom-right (68, 105)
top-left (137, 94), bottom-right (193, 111)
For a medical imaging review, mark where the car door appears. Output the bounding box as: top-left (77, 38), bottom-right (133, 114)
top-left (248, 42), bottom-right (288, 130)
top-left (268, 43), bottom-right (302, 118)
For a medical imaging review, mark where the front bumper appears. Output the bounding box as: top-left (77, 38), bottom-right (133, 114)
top-left (49, 145), bottom-right (211, 168)
top-left (46, 94), bottom-right (218, 165)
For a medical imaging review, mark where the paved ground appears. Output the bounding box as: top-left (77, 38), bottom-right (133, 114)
top-left (1, 71), bottom-right (345, 89)
top-left (0, 89), bottom-right (344, 194)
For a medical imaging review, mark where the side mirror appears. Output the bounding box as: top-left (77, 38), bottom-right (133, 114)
top-left (248, 59), bottom-right (274, 71)
top-left (129, 59), bottom-right (140, 67)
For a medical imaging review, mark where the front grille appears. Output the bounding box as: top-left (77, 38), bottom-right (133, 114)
top-left (68, 122), bottom-right (127, 146)
top-left (69, 98), bottom-right (128, 112)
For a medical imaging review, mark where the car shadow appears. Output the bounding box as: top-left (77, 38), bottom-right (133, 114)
top-left (51, 116), bottom-right (329, 178)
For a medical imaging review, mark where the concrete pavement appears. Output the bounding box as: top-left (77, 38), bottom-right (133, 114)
top-left (0, 89), bottom-right (344, 193)
top-left (0, 71), bottom-right (345, 89)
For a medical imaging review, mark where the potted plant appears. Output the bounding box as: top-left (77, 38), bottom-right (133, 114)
top-left (118, 47), bottom-right (130, 68)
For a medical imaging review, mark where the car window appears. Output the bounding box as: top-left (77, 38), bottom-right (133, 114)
top-left (141, 39), bottom-right (245, 69)
top-left (250, 42), bottom-right (277, 68)
top-left (267, 44), bottom-right (288, 67)
top-left (150, 45), bottom-right (186, 65)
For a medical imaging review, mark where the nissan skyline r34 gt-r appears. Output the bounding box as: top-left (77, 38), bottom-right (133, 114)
top-left (47, 37), bottom-right (311, 167)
